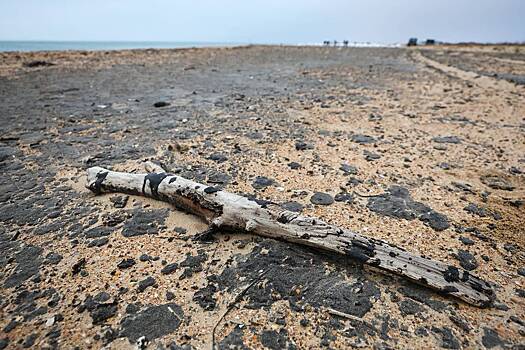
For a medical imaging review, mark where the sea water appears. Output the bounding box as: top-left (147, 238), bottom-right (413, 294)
top-left (0, 41), bottom-right (241, 52)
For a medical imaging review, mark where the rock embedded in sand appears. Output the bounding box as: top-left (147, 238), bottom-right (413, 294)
top-left (193, 284), bottom-right (218, 310)
top-left (208, 153), bottom-right (228, 163)
top-left (288, 162), bottom-right (302, 170)
top-left (432, 136), bottom-right (462, 144)
top-left (160, 263), bottom-right (178, 275)
top-left (340, 163), bottom-right (358, 175)
top-left (480, 175), bottom-right (515, 191)
top-left (295, 141), bottom-right (313, 151)
top-left (310, 192), bottom-right (334, 205)
top-left (455, 250), bottom-right (478, 271)
top-left (351, 134), bottom-right (376, 144)
top-left (110, 195), bottom-right (129, 208)
top-left (281, 201), bottom-right (304, 213)
top-left (137, 276), bottom-right (156, 293)
top-left (117, 258), bottom-right (136, 270)
top-left (153, 101), bottom-right (170, 108)
top-left (252, 176), bottom-right (275, 190)
top-left (431, 327), bottom-right (460, 349)
top-left (363, 150), bottom-right (381, 161)
top-left (334, 192), bottom-right (354, 203)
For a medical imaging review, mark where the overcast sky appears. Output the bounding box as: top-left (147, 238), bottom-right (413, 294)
top-left (0, 0), bottom-right (523, 43)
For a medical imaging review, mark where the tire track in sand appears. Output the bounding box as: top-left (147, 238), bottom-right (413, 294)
top-left (411, 50), bottom-right (521, 93)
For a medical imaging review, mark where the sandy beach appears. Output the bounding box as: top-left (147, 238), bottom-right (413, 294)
top-left (0, 44), bottom-right (524, 349)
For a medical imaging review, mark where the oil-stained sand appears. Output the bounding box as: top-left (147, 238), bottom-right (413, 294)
top-left (0, 45), bottom-right (524, 349)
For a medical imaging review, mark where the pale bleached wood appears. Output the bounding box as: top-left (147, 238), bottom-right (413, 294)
top-left (86, 163), bottom-right (495, 307)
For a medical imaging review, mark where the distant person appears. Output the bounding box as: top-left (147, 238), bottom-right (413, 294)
top-left (333, 40), bottom-right (338, 47)
top-left (343, 40), bottom-right (349, 47)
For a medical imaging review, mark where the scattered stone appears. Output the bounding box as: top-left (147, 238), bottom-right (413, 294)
top-left (295, 141), bottom-right (313, 151)
top-left (119, 303), bottom-right (184, 343)
top-left (431, 327), bottom-right (460, 349)
top-left (153, 101), bottom-right (170, 108)
top-left (87, 237), bottom-right (109, 247)
top-left (179, 251), bottom-right (207, 279)
top-left (458, 236), bottom-right (474, 246)
top-left (281, 201), bottom-right (304, 213)
top-left (139, 254), bottom-right (155, 262)
top-left (161, 263), bottom-right (179, 275)
top-left (369, 113), bottom-right (382, 121)
top-left (85, 226), bottom-right (113, 238)
top-left (137, 276), bottom-right (156, 293)
top-left (0, 338), bottom-right (7, 350)
top-left (415, 327), bottom-right (428, 337)
top-left (509, 166), bottom-right (522, 175)
top-left (117, 258), bottom-right (136, 270)
top-left (3, 320), bottom-right (18, 333)
top-left (518, 268), bottom-right (525, 277)
top-left (398, 299), bottom-right (424, 316)
top-left (448, 314), bottom-right (471, 333)
top-left (334, 192), bottom-right (353, 203)
top-left (432, 136), bottom-right (461, 144)
top-left (340, 163), bottom-right (358, 175)
top-left (77, 294), bottom-right (118, 325)
top-left (516, 288), bottom-right (525, 298)
top-left (110, 195), bottom-right (129, 208)
top-left (252, 176), bottom-right (275, 190)
top-left (455, 250), bottom-right (478, 271)
top-left (193, 284), bottom-right (217, 310)
top-left (288, 162), bottom-right (302, 170)
top-left (310, 192), bottom-right (334, 205)
top-left (480, 175), bottom-right (515, 191)
top-left (166, 291), bottom-right (175, 301)
top-left (464, 203), bottom-right (501, 220)
top-left (72, 258), bottom-right (86, 275)
top-left (363, 150), bottom-right (381, 161)
top-left (439, 162), bottom-right (451, 170)
top-left (351, 134), bottom-right (376, 144)
top-left (207, 171), bottom-right (231, 184)
top-left (208, 153), bottom-right (228, 163)
top-left (481, 328), bottom-right (505, 348)
top-left (45, 252), bottom-right (63, 265)
top-left (22, 333), bottom-right (38, 348)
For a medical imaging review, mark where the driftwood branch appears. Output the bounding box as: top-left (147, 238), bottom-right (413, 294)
top-left (85, 162), bottom-right (494, 307)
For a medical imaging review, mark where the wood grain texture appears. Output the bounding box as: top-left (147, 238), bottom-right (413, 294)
top-left (86, 163), bottom-right (495, 307)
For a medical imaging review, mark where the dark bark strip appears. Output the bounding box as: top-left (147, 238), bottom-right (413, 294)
top-left (86, 164), bottom-right (495, 307)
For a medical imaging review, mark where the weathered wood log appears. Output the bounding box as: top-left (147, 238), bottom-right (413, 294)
top-left (86, 162), bottom-right (495, 307)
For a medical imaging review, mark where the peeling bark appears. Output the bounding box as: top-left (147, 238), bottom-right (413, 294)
top-left (85, 162), bottom-right (494, 307)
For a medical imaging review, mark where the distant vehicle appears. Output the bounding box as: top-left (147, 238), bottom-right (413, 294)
top-left (425, 39), bottom-right (436, 45)
top-left (407, 38), bottom-right (418, 46)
